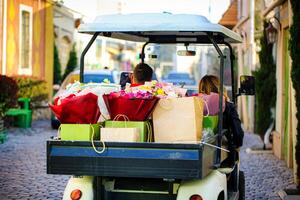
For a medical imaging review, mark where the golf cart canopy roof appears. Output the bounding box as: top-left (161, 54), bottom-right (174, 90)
top-left (78, 13), bottom-right (242, 44)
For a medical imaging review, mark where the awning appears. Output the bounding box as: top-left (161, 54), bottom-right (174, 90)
top-left (218, 0), bottom-right (238, 30)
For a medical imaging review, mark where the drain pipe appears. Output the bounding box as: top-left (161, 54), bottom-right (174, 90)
top-left (263, 108), bottom-right (275, 149)
top-left (249, 0), bottom-right (256, 132)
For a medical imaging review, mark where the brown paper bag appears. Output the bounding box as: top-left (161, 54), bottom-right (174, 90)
top-left (153, 96), bottom-right (204, 143)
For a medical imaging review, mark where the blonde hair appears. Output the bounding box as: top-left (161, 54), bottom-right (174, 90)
top-left (199, 75), bottom-right (229, 101)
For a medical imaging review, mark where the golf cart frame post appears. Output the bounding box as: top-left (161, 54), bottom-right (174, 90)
top-left (80, 32), bottom-right (99, 83)
top-left (79, 32), bottom-right (233, 166)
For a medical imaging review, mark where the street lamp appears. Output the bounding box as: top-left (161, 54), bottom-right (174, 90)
top-left (265, 22), bottom-right (277, 44)
top-left (265, 17), bottom-right (281, 44)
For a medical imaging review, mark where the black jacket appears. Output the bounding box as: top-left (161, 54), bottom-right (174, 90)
top-left (223, 101), bottom-right (244, 148)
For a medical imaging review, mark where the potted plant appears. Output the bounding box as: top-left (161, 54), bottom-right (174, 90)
top-left (0, 75), bottom-right (18, 142)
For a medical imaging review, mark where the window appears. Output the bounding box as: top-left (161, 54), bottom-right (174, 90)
top-left (19, 5), bottom-right (32, 75)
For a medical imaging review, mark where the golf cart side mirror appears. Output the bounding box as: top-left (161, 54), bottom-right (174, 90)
top-left (237, 75), bottom-right (255, 96)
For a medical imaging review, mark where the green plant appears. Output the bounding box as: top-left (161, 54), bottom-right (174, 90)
top-left (290, 0), bottom-right (300, 187)
top-left (13, 76), bottom-right (48, 106)
top-left (253, 21), bottom-right (276, 139)
top-left (62, 44), bottom-right (78, 81)
top-left (0, 75), bottom-right (18, 118)
top-left (54, 43), bottom-right (62, 84)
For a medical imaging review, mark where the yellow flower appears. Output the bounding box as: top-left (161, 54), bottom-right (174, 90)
top-left (151, 80), bottom-right (158, 86)
top-left (156, 88), bottom-right (165, 95)
top-left (139, 85), bottom-right (151, 91)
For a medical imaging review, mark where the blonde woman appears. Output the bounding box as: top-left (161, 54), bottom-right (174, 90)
top-left (199, 75), bottom-right (229, 101)
top-left (199, 75), bottom-right (244, 167)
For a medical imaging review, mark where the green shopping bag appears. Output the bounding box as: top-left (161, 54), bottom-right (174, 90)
top-left (104, 120), bottom-right (152, 142)
top-left (60, 124), bottom-right (100, 141)
top-left (203, 116), bottom-right (218, 133)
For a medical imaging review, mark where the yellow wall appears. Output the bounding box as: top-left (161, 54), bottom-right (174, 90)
top-left (44, 2), bottom-right (53, 98)
top-left (4, 0), bottom-right (53, 98)
top-left (0, 0), bottom-right (3, 73)
top-left (6, 0), bottom-right (18, 75)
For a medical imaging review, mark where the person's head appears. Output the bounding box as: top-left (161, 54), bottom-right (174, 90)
top-left (132, 63), bottom-right (153, 84)
top-left (199, 75), bottom-right (229, 100)
top-left (199, 75), bottom-right (220, 94)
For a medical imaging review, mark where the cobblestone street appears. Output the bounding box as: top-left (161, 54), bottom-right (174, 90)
top-left (0, 121), bottom-right (69, 200)
top-left (0, 120), bottom-right (297, 200)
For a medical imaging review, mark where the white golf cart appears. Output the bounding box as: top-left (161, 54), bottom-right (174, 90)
top-left (47, 13), bottom-right (255, 200)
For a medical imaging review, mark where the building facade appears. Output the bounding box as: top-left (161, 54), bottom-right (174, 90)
top-left (54, 3), bottom-right (75, 75)
top-left (262, 0), bottom-right (298, 184)
top-left (0, 0), bottom-right (54, 97)
top-left (220, 0), bottom-right (298, 184)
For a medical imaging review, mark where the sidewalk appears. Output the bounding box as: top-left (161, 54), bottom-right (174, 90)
top-left (0, 120), bottom-right (69, 200)
top-left (240, 133), bottom-right (297, 199)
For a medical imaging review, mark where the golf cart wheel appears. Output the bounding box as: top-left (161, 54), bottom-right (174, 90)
top-left (238, 171), bottom-right (245, 200)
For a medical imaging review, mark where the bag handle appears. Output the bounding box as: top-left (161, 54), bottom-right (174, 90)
top-left (158, 98), bottom-right (173, 110)
top-left (201, 98), bottom-right (209, 117)
top-left (145, 121), bottom-right (153, 142)
top-left (91, 124), bottom-right (106, 154)
top-left (112, 114), bottom-right (130, 128)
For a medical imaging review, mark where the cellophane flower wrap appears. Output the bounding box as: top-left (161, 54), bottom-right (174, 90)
top-left (49, 81), bottom-right (120, 123)
top-left (49, 92), bottom-right (100, 124)
top-left (103, 90), bottom-right (159, 121)
top-left (103, 81), bottom-right (188, 121)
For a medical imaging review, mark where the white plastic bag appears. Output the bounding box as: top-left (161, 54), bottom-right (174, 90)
top-left (78, 83), bottom-right (120, 120)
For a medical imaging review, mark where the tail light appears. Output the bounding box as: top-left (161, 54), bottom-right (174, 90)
top-left (190, 194), bottom-right (203, 200)
top-left (70, 189), bottom-right (82, 200)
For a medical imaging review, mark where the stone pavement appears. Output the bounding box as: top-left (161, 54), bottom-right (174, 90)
top-left (241, 133), bottom-right (297, 200)
top-left (0, 120), bottom-right (297, 200)
top-left (0, 120), bottom-right (69, 200)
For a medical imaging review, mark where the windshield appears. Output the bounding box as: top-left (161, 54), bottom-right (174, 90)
top-left (167, 73), bottom-right (190, 79)
top-left (84, 74), bottom-right (114, 83)
top-left (144, 44), bottom-right (233, 98)
top-left (61, 73), bottom-right (115, 90)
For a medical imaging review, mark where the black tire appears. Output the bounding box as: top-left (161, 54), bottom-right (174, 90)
top-left (238, 171), bottom-right (245, 200)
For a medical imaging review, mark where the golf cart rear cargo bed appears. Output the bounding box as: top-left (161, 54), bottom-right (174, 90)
top-left (47, 140), bottom-right (216, 180)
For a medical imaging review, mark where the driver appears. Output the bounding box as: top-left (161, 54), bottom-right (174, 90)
top-left (130, 63), bottom-right (153, 87)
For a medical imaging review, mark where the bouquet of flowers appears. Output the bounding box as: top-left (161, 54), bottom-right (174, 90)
top-left (49, 81), bottom-right (120, 123)
top-left (103, 92), bottom-right (158, 121)
top-left (102, 81), bottom-right (188, 121)
top-left (127, 80), bottom-right (187, 98)
top-left (49, 92), bottom-right (100, 124)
